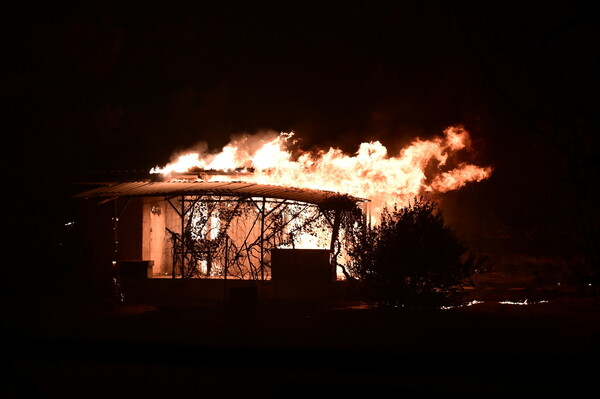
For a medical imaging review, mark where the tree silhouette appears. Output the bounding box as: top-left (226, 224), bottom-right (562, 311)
top-left (347, 197), bottom-right (484, 309)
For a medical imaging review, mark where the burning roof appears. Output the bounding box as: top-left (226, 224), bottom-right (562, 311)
top-left (74, 180), bottom-right (366, 210)
top-left (75, 126), bottom-right (492, 221)
top-left (147, 127), bottom-right (492, 222)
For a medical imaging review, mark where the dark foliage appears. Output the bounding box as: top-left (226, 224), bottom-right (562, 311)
top-left (347, 197), bottom-right (485, 309)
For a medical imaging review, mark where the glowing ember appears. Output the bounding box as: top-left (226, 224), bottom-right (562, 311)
top-left (440, 299), bottom-right (549, 310)
top-left (151, 126), bottom-right (492, 222)
top-left (498, 299), bottom-right (549, 305)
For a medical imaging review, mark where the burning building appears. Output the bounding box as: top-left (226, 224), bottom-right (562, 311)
top-left (74, 171), bottom-right (367, 303)
top-left (73, 127), bottom-right (491, 303)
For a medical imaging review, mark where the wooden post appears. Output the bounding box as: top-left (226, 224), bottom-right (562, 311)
top-left (329, 209), bottom-right (342, 281)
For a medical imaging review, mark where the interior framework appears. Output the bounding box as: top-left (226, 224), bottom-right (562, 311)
top-left (75, 181), bottom-right (369, 280)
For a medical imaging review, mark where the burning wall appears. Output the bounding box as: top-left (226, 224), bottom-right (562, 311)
top-left (141, 194), bottom-right (356, 280)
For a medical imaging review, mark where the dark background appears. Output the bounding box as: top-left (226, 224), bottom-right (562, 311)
top-left (2, 1), bottom-right (598, 394)
top-left (2, 1), bottom-right (598, 294)
top-left (4, 0), bottom-right (597, 264)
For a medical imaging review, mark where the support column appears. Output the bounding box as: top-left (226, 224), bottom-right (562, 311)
top-left (180, 195), bottom-right (185, 279)
top-left (223, 234), bottom-right (229, 299)
top-left (167, 195), bottom-right (191, 279)
top-left (100, 197), bottom-right (131, 302)
top-left (329, 209), bottom-right (342, 281)
top-left (260, 197), bottom-right (266, 281)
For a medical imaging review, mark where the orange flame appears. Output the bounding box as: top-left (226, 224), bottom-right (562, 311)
top-left (151, 126), bottom-right (492, 222)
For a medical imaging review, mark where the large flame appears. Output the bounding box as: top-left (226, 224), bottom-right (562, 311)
top-left (151, 126), bottom-right (492, 222)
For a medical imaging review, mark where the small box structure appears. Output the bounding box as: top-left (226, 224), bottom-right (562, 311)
top-left (271, 248), bottom-right (333, 300)
top-left (120, 260), bottom-right (154, 279)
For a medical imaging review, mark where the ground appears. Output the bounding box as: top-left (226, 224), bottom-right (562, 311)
top-left (5, 283), bottom-right (600, 396)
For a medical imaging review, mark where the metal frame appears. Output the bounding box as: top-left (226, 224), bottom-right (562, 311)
top-left (161, 194), bottom-right (347, 281)
top-left (75, 180), bottom-right (369, 281)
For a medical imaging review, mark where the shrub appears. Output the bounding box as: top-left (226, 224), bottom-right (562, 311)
top-left (346, 196), bottom-right (484, 309)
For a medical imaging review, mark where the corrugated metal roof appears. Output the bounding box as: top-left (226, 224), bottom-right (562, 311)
top-left (74, 181), bottom-right (367, 209)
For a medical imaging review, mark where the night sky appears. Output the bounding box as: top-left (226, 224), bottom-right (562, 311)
top-left (3, 1), bottom-right (598, 262)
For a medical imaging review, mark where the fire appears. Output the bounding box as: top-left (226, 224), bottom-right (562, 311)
top-left (151, 126), bottom-right (492, 222)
